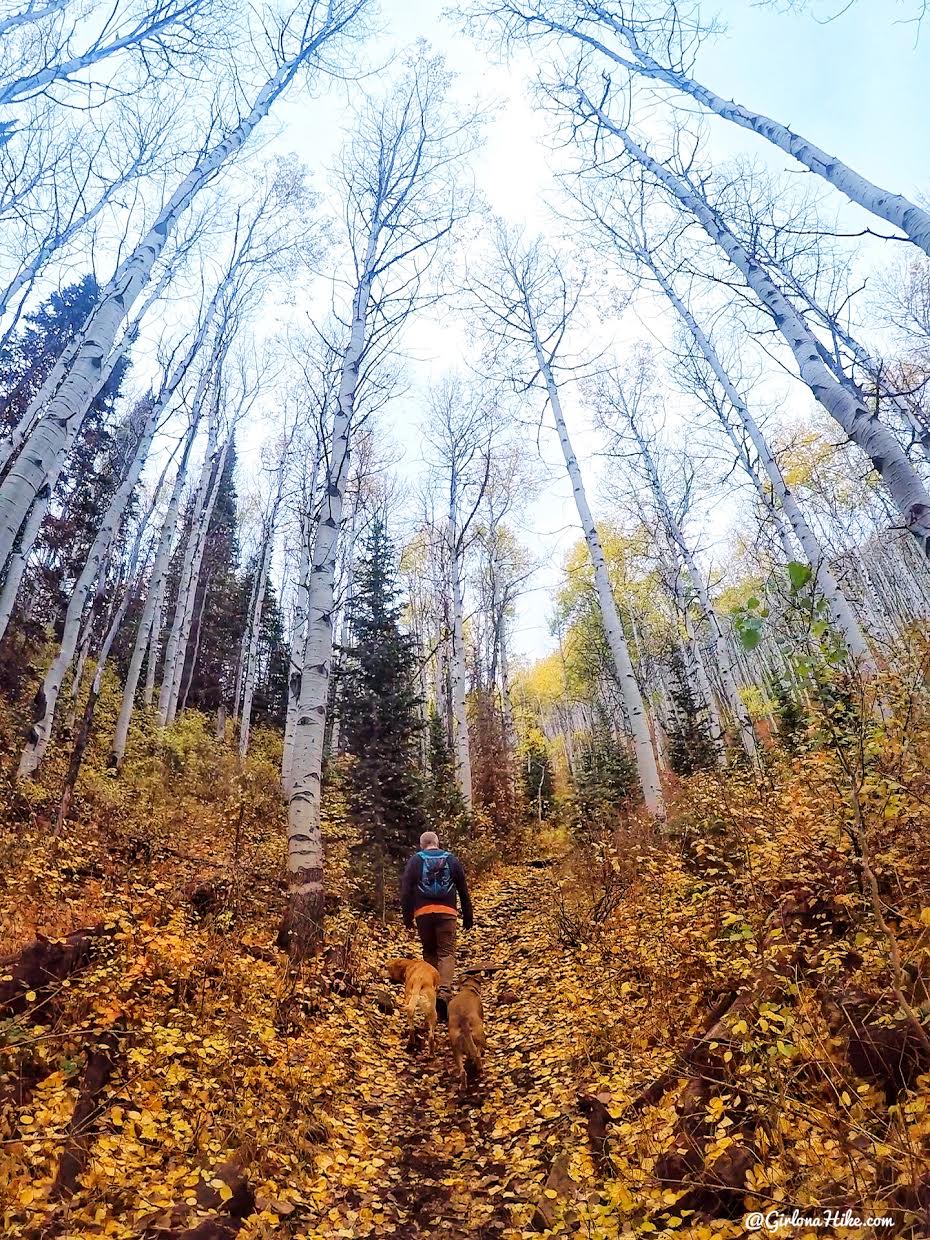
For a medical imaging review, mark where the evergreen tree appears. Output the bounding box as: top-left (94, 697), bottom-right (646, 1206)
top-left (338, 519), bottom-right (426, 909)
top-left (251, 577), bottom-right (289, 730)
top-left (573, 720), bottom-right (636, 830)
top-left (182, 442), bottom-right (249, 714)
top-left (666, 648), bottom-right (717, 776)
top-left (424, 702), bottom-right (464, 824)
top-left (0, 277), bottom-right (129, 628)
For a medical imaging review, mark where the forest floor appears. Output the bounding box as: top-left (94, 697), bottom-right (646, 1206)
top-left (2, 711), bottom-right (930, 1238)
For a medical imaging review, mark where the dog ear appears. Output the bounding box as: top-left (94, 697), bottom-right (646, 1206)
top-left (387, 958), bottom-right (410, 982)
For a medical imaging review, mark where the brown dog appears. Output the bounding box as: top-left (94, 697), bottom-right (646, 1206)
top-left (387, 957), bottom-right (441, 1055)
top-left (447, 976), bottom-right (486, 1086)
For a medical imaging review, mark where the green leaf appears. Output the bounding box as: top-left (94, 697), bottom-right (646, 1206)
top-left (739, 625), bottom-right (762, 651)
top-left (787, 561), bottom-right (812, 592)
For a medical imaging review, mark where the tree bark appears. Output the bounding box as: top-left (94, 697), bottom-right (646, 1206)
top-left (448, 505), bottom-right (473, 811)
top-left (287, 259), bottom-right (373, 958)
top-left (18, 399), bottom-right (160, 778)
top-left (562, 11), bottom-right (930, 256)
top-left (0, 17), bottom-right (354, 571)
top-left (593, 113), bottom-right (930, 559)
top-left (644, 255), bottom-right (877, 670)
top-left (534, 343), bottom-right (664, 816)
top-left (239, 522), bottom-right (275, 757)
top-left (111, 426), bottom-right (196, 769)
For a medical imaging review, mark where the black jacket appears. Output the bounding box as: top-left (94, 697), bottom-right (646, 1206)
top-left (401, 848), bottom-right (473, 930)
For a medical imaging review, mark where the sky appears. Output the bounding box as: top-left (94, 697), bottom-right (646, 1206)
top-left (261, 0), bottom-right (930, 665)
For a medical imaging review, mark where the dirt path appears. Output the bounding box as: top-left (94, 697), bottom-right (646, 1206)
top-left (302, 863), bottom-right (609, 1239)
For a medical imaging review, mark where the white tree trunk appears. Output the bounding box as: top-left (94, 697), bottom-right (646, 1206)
top-left (160, 438), bottom-right (230, 726)
top-left (0, 38), bottom-right (339, 571)
top-left (18, 401), bottom-right (160, 777)
top-left (628, 419), bottom-right (758, 761)
top-left (239, 522), bottom-right (275, 758)
top-left (595, 16), bottom-right (930, 256)
top-left (233, 564), bottom-right (262, 722)
top-left (534, 345), bottom-right (664, 816)
top-left (600, 119), bottom-right (930, 558)
top-left (144, 577), bottom-right (165, 708)
top-left (110, 429), bottom-right (196, 769)
top-left (288, 260), bottom-right (373, 953)
top-left (0, 480), bottom-right (55, 640)
top-left (448, 508), bottom-right (473, 811)
top-left (648, 258), bottom-right (877, 669)
top-left (283, 513), bottom-right (311, 795)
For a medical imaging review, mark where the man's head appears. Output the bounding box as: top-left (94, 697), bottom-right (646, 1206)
top-left (420, 830), bottom-right (440, 850)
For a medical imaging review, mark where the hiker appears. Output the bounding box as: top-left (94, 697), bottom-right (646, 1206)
top-left (401, 831), bottom-right (473, 1019)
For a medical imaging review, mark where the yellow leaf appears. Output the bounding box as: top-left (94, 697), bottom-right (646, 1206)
top-left (219, 1184), bottom-right (233, 1202)
top-left (543, 1189), bottom-right (558, 1199)
top-left (25, 990), bottom-right (37, 1002)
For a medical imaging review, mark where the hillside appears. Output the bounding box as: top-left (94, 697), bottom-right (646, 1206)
top-left (2, 704), bottom-right (930, 1239)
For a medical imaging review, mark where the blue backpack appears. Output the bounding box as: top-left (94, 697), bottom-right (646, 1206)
top-left (417, 850), bottom-right (454, 900)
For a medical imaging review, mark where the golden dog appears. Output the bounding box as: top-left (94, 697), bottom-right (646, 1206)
top-left (387, 957), bottom-right (441, 1055)
top-left (447, 976), bottom-right (486, 1086)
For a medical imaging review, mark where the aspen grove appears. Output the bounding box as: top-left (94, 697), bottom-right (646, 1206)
top-left (2, 1), bottom-right (930, 1236)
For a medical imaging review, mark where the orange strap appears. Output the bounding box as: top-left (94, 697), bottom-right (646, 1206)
top-left (415, 905), bottom-right (458, 920)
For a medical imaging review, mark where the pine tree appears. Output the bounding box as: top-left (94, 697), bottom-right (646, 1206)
top-left (0, 277), bottom-right (129, 628)
top-left (666, 648), bottom-right (717, 776)
top-left (338, 519), bottom-right (426, 910)
top-left (181, 443), bottom-right (248, 714)
top-left (425, 702), bottom-right (464, 824)
top-left (251, 578), bottom-right (288, 730)
top-left (573, 720), bottom-right (636, 831)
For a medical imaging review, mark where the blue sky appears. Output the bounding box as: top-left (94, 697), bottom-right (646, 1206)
top-left (267, 0), bottom-right (930, 663)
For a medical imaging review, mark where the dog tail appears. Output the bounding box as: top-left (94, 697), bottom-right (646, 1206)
top-left (407, 978), bottom-right (434, 1026)
top-left (460, 1021), bottom-right (483, 1071)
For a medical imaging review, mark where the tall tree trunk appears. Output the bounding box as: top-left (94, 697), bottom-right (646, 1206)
top-left (144, 577), bottom-right (164, 708)
top-left (283, 513), bottom-right (311, 796)
top-left (57, 518), bottom-right (152, 827)
top-left (157, 428), bottom-right (222, 725)
top-left (448, 509), bottom-right (473, 811)
top-left (627, 418), bottom-right (759, 763)
top-left (163, 439), bottom-right (230, 726)
top-left (646, 256), bottom-right (877, 669)
top-left (287, 260), bottom-right (373, 958)
top-left (18, 400), bottom-right (161, 778)
top-left (594, 115), bottom-right (930, 558)
top-left (532, 341), bottom-right (664, 816)
top-left (239, 523), bottom-right (275, 758)
top-left (0, 303), bottom-right (149, 581)
top-left (0, 27), bottom-right (348, 570)
top-left (179, 568), bottom-right (211, 713)
top-left (110, 425), bottom-right (196, 769)
top-left (583, 14), bottom-right (930, 255)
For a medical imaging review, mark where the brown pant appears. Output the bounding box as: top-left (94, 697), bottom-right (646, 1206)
top-left (416, 913), bottom-right (456, 995)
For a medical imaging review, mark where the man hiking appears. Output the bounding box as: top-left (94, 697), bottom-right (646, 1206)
top-left (401, 831), bottom-right (473, 1020)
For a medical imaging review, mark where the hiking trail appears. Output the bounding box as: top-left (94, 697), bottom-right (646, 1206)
top-left (299, 861), bottom-right (615, 1238)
